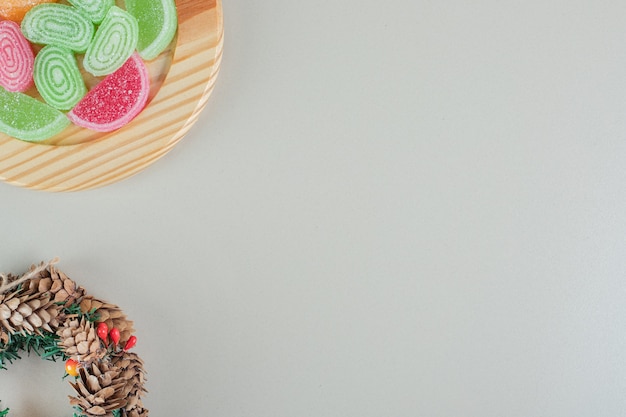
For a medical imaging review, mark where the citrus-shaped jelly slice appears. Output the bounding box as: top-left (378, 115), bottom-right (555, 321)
top-left (124, 0), bottom-right (177, 60)
top-left (68, 53), bottom-right (149, 132)
top-left (0, 86), bottom-right (70, 142)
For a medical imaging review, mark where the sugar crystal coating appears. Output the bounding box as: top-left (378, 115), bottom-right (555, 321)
top-left (83, 6), bottom-right (139, 77)
top-left (21, 3), bottom-right (95, 53)
top-left (67, 0), bottom-right (114, 25)
top-left (0, 20), bottom-right (35, 93)
top-left (0, 0), bottom-right (59, 23)
top-left (125, 0), bottom-right (177, 60)
top-left (68, 53), bottom-right (149, 132)
top-left (3, 0), bottom-right (177, 142)
top-left (0, 86), bottom-right (70, 142)
top-left (34, 45), bottom-right (87, 111)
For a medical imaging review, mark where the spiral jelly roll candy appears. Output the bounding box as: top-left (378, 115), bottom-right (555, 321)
top-left (0, 86), bottom-right (69, 142)
top-left (125, 0), bottom-right (178, 60)
top-left (67, 0), bottom-right (114, 25)
top-left (83, 6), bottom-right (138, 77)
top-left (34, 45), bottom-right (87, 111)
top-left (0, 20), bottom-right (34, 92)
top-left (21, 3), bottom-right (94, 53)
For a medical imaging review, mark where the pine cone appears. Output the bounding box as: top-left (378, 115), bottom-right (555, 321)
top-left (0, 262), bottom-right (83, 343)
top-left (27, 265), bottom-right (85, 305)
top-left (112, 352), bottom-right (148, 413)
top-left (0, 260), bottom-right (149, 416)
top-left (57, 317), bottom-right (105, 363)
top-left (7, 263), bottom-right (84, 305)
top-left (68, 360), bottom-right (130, 417)
top-left (80, 296), bottom-right (135, 345)
top-left (121, 407), bottom-right (149, 417)
top-left (0, 291), bottom-right (61, 343)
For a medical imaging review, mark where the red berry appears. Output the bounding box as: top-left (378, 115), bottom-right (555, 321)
top-left (109, 327), bottom-right (120, 346)
top-left (65, 359), bottom-right (79, 377)
top-left (123, 335), bottom-right (137, 351)
top-left (97, 322), bottom-right (109, 342)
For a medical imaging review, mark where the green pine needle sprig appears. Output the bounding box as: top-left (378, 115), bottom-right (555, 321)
top-left (62, 303), bottom-right (100, 323)
top-left (0, 331), bottom-right (66, 370)
top-left (71, 407), bottom-right (121, 417)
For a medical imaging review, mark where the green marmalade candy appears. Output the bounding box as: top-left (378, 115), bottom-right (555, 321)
top-left (67, 0), bottom-right (115, 24)
top-left (125, 0), bottom-right (178, 60)
top-left (34, 45), bottom-right (87, 111)
top-left (0, 86), bottom-right (70, 142)
top-left (83, 6), bottom-right (139, 77)
top-left (21, 3), bottom-right (94, 53)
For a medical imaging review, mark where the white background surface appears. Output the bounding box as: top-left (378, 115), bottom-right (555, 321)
top-left (2, 0), bottom-right (626, 415)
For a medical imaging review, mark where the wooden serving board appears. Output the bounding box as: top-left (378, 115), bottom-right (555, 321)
top-left (0, 0), bottom-right (223, 192)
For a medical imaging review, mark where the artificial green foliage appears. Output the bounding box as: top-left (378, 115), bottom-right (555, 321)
top-left (0, 331), bottom-right (65, 370)
top-left (72, 406), bottom-right (86, 417)
top-left (0, 261), bottom-right (146, 417)
top-left (71, 407), bottom-right (121, 417)
top-left (62, 303), bottom-right (100, 323)
top-left (0, 331), bottom-right (67, 415)
top-left (0, 325), bottom-right (122, 417)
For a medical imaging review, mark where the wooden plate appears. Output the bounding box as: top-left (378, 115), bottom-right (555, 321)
top-left (0, 0), bottom-right (223, 192)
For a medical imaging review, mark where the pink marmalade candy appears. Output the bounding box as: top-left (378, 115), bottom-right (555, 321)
top-left (0, 20), bottom-right (34, 92)
top-left (68, 53), bottom-right (149, 132)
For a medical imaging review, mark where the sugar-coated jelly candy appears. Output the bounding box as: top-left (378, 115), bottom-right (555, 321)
top-left (69, 53), bottom-right (149, 132)
top-left (0, 86), bottom-right (70, 142)
top-left (83, 6), bottom-right (138, 77)
top-left (0, 20), bottom-right (34, 92)
top-left (0, 0), bottom-right (59, 23)
top-left (67, 0), bottom-right (114, 25)
top-left (34, 45), bottom-right (87, 111)
top-left (125, 0), bottom-right (178, 60)
top-left (21, 3), bottom-right (94, 53)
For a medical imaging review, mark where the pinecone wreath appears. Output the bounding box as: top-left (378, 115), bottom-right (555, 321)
top-left (0, 259), bottom-right (147, 417)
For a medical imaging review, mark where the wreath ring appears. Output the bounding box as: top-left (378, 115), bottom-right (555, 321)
top-left (0, 259), bottom-right (147, 417)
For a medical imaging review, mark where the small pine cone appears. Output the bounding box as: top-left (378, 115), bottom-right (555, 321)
top-left (0, 273), bottom-right (19, 295)
top-left (20, 265), bottom-right (85, 305)
top-left (0, 262), bottom-right (80, 339)
top-left (68, 360), bottom-right (130, 417)
top-left (112, 352), bottom-right (148, 412)
top-left (57, 317), bottom-right (105, 363)
top-left (0, 291), bottom-right (61, 337)
top-left (80, 296), bottom-right (135, 345)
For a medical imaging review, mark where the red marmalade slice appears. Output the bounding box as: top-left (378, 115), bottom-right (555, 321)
top-left (68, 53), bottom-right (149, 132)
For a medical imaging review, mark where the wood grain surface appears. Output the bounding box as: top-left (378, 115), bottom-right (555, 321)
top-left (0, 0), bottom-right (223, 192)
